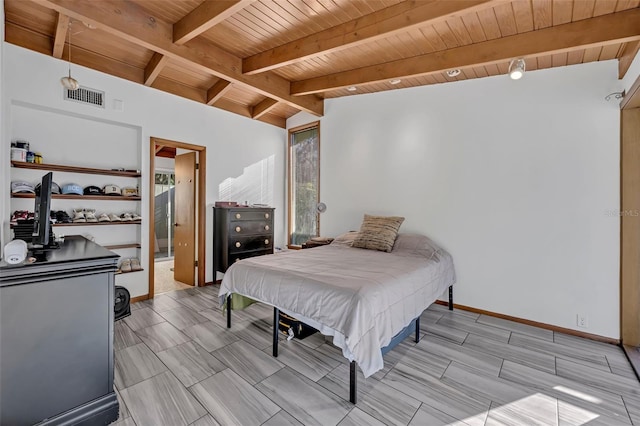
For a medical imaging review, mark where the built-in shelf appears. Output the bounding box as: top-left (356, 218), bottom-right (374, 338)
top-left (115, 268), bottom-right (144, 275)
top-left (104, 243), bottom-right (142, 250)
top-left (12, 193), bottom-right (141, 201)
top-left (10, 221), bottom-right (141, 229)
top-left (11, 161), bottom-right (141, 178)
top-left (52, 221), bottom-right (142, 227)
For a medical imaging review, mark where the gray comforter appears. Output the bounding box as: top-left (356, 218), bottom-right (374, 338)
top-left (219, 237), bottom-right (455, 377)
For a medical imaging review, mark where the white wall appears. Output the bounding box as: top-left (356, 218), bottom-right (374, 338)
top-left (289, 61), bottom-right (622, 338)
top-left (2, 43), bottom-right (287, 296)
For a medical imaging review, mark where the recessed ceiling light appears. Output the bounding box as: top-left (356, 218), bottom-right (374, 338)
top-left (347, 86), bottom-right (357, 92)
top-left (389, 79), bottom-right (402, 85)
top-left (446, 69), bottom-right (461, 77)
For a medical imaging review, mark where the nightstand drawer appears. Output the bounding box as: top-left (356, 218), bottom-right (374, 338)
top-left (228, 235), bottom-right (273, 253)
top-left (230, 210), bottom-right (272, 221)
top-left (228, 221), bottom-right (272, 235)
top-left (230, 249), bottom-right (272, 264)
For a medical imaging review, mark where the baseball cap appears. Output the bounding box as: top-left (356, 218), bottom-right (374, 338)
top-left (35, 182), bottom-right (61, 195)
top-left (103, 184), bottom-right (122, 196)
top-left (11, 181), bottom-right (35, 194)
top-left (61, 183), bottom-right (83, 195)
top-left (122, 187), bottom-right (138, 197)
top-left (83, 185), bottom-right (102, 195)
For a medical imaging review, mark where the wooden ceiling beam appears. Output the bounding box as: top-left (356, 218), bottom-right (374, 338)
top-left (144, 78), bottom-right (281, 127)
top-left (6, 22), bottom-right (144, 84)
top-left (34, 0), bottom-right (323, 116)
top-left (173, 0), bottom-right (254, 45)
top-left (206, 80), bottom-right (233, 105)
top-left (243, 0), bottom-right (499, 75)
top-left (212, 98), bottom-right (252, 119)
top-left (291, 8), bottom-right (640, 95)
top-left (52, 12), bottom-right (69, 58)
top-left (619, 41), bottom-right (640, 80)
top-left (144, 52), bottom-right (168, 86)
top-left (256, 114), bottom-right (286, 129)
top-left (214, 98), bottom-right (286, 127)
top-left (151, 77), bottom-right (207, 103)
top-left (6, 22), bottom-right (54, 57)
top-left (251, 98), bottom-right (278, 119)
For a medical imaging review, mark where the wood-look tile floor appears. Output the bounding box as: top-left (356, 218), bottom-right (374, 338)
top-left (113, 286), bottom-right (640, 426)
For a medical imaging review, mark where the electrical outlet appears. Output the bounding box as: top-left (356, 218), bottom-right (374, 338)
top-left (577, 314), bottom-right (588, 328)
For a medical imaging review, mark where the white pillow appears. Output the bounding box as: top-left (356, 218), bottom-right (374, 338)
top-left (392, 233), bottom-right (441, 260)
top-left (330, 231), bottom-right (359, 247)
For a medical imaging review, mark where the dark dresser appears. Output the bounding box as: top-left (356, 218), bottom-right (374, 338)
top-left (0, 235), bottom-right (120, 425)
top-left (213, 206), bottom-right (275, 276)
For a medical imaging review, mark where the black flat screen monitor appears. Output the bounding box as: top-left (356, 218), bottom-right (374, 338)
top-left (32, 172), bottom-right (53, 248)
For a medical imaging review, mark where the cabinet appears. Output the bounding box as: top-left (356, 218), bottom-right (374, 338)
top-left (213, 206), bottom-right (274, 275)
top-left (0, 236), bottom-right (120, 425)
top-left (10, 160), bottom-right (143, 275)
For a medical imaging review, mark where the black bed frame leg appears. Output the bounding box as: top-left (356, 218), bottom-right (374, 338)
top-left (350, 361), bottom-right (357, 404)
top-left (226, 295), bottom-right (232, 328)
top-left (448, 285), bottom-right (454, 311)
top-left (415, 317), bottom-right (420, 343)
top-left (273, 307), bottom-right (279, 357)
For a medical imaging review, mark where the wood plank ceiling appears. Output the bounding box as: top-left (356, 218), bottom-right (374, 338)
top-left (5, 0), bottom-right (640, 128)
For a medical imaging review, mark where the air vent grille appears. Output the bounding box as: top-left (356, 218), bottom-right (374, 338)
top-left (63, 86), bottom-right (105, 108)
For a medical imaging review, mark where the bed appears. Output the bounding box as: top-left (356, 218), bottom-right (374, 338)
top-left (219, 232), bottom-right (456, 403)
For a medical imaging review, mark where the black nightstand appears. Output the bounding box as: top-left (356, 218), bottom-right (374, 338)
top-left (301, 237), bottom-right (334, 249)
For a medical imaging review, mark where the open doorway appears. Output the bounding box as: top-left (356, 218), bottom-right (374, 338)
top-left (149, 137), bottom-right (206, 298)
top-left (153, 163), bottom-right (190, 294)
top-left (154, 170), bottom-right (175, 261)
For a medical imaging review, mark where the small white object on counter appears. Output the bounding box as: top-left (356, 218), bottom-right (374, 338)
top-left (4, 240), bottom-right (28, 264)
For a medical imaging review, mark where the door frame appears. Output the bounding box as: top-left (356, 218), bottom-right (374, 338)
top-left (620, 72), bottom-right (640, 378)
top-left (149, 137), bottom-right (206, 297)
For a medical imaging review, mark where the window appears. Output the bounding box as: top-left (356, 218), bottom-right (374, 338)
top-left (288, 122), bottom-right (320, 247)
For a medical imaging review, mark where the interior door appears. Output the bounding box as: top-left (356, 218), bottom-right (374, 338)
top-left (174, 152), bottom-right (196, 285)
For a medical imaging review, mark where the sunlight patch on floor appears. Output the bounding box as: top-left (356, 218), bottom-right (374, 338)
top-left (462, 393), bottom-right (599, 425)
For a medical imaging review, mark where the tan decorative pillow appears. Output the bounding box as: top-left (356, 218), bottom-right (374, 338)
top-left (352, 214), bottom-right (405, 252)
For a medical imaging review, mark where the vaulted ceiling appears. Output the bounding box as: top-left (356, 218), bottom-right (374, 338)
top-left (5, 0), bottom-right (640, 128)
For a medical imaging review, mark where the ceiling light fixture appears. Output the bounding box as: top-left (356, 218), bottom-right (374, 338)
top-left (389, 79), bottom-right (402, 85)
top-left (60, 20), bottom-right (79, 91)
top-left (347, 86), bottom-right (357, 92)
top-left (508, 58), bottom-right (526, 80)
top-left (446, 69), bottom-right (461, 78)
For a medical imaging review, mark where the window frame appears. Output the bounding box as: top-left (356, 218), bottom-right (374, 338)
top-left (287, 121), bottom-right (321, 248)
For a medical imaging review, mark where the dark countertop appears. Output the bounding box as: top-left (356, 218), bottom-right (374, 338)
top-left (0, 235), bottom-right (119, 272)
